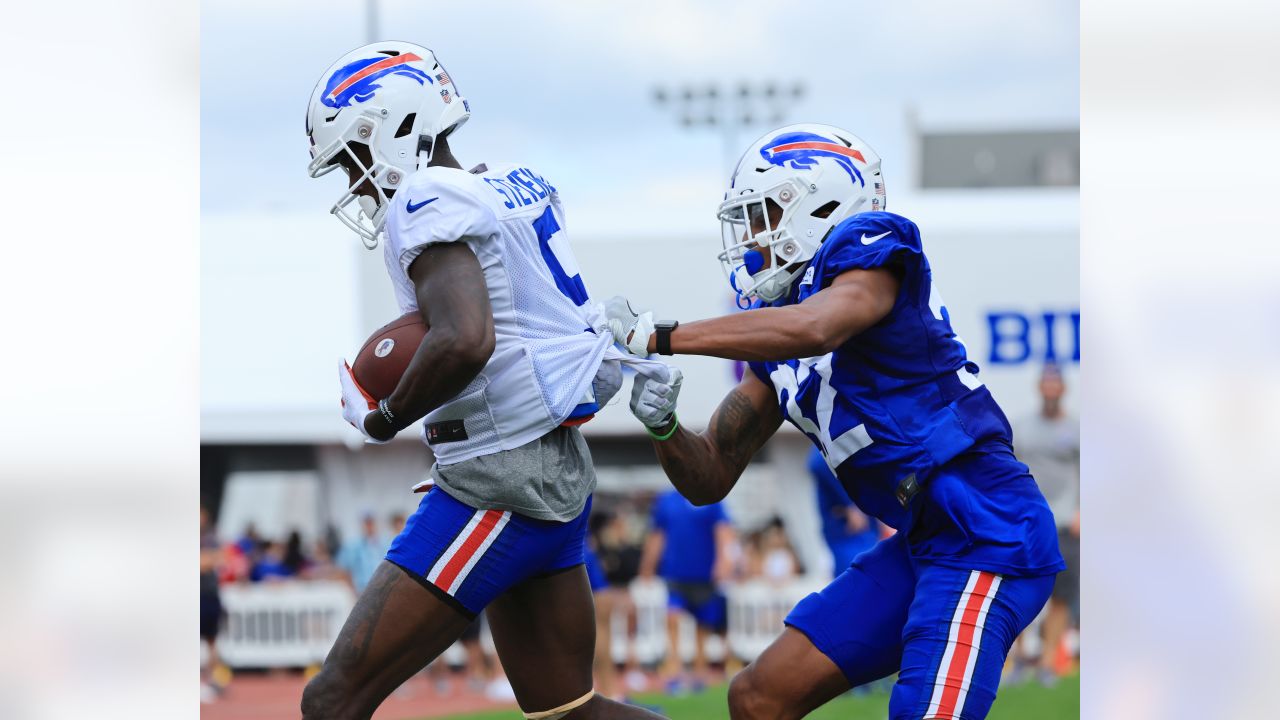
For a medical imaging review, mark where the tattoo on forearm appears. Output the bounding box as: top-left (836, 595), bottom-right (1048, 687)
top-left (712, 388), bottom-right (765, 468)
top-left (653, 388), bottom-right (769, 502)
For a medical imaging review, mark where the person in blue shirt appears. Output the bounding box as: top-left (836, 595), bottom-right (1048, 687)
top-left (639, 489), bottom-right (735, 693)
top-left (250, 540), bottom-right (294, 583)
top-left (809, 446), bottom-right (881, 573)
top-left (605, 123), bottom-right (1064, 720)
top-left (336, 514), bottom-right (387, 594)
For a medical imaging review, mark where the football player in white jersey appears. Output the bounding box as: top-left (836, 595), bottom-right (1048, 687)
top-left (301, 41), bottom-right (667, 720)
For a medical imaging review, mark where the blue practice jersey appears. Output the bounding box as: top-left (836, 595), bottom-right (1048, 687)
top-left (749, 212), bottom-right (1063, 576)
top-left (651, 489), bottom-right (730, 583)
top-left (809, 446), bottom-right (880, 567)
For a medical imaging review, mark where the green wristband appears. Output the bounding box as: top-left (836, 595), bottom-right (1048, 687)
top-left (646, 413), bottom-right (680, 441)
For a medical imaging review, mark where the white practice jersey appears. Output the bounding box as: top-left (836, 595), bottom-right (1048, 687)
top-left (382, 162), bottom-right (610, 465)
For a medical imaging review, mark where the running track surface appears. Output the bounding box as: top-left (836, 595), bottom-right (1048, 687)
top-left (200, 672), bottom-right (517, 720)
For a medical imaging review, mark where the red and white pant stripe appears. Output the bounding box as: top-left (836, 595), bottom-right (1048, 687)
top-left (426, 508), bottom-right (511, 595)
top-left (924, 570), bottom-right (1003, 720)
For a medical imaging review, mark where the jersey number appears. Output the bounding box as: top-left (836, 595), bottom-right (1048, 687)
top-left (769, 354), bottom-right (873, 470)
top-left (532, 205), bottom-right (589, 306)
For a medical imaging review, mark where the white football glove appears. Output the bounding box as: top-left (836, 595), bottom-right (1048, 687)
top-left (630, 365), bottom-right (683, 429)
top-left (339, 360), bottom-right (389, 444)
top-left (603, 295), bottom-right (655, 356)
top-left (592, 358), bottom-right (624, 408)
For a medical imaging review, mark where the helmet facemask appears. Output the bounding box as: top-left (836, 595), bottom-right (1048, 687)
top-left (307, 113), bottom-right (407, 249)
top-left (716, 123), bottom-right (886, 307)
top-left (717, 178), bottom-right (815, 306)
top-left (306, 42), bottom-right (471, 250)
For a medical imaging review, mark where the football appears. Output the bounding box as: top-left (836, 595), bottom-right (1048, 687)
top-left (350, 311), bottom-right (428, 400)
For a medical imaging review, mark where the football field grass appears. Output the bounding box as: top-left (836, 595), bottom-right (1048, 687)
top-left (426, 672), bottom-right (1079, 719)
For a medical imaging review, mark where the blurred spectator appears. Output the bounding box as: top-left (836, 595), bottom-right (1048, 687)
top-left (1014, 363), bottom-right (1080, 685)
top-left (585, 511), bottom-right (621, 701)
top-left (336, 513), bottom-right (387, 594)
top-left (594, 504), bottom-right (651, 695)
top-left (200, 505), bottom-right (227, 703)
top-left (282, 529), bottom-right (309, 575)
top-left (303, 538), bottom-right (349, 582)
top-left (757, 517), bottom-right (800, 585)
top-left (596, 509), bottom-right (643, 589)
top-left (808, 447), bottom-right (881, 575)
top-left (640, 489), bottom-right (736, 693)
top-left (235, 522), bottom-right (261, 555)
top-left (251, 541), bottom-right (293, 582)
top-left (390, 512), bottom-right (407, 536)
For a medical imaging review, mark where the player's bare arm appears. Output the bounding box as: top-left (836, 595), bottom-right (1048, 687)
top-left (618, 268), bottom-right (899, 363)
top-left (361, 243), bottom-right (495, 440)
top-left (647, 372), bottom-right (782, 505)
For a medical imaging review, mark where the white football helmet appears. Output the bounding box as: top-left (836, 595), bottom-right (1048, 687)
top-left (306, 41), bottom-right (470, 248)
top-left (718, 123), bottom-right (885, 305)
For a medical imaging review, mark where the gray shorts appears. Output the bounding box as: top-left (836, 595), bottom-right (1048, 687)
top-left (431, 425), bottom-right (596, 522)
top-left (1052, 529), bottom-right (1080, 614)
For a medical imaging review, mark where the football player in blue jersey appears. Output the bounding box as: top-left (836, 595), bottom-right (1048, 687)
top-left (605, 124), bottom-right (1065, 720)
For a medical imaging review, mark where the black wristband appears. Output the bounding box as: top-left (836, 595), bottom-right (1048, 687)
top-left (654, 320), bottom-right (679, 356)
top-left (378, 398), bottom-right (397, 427)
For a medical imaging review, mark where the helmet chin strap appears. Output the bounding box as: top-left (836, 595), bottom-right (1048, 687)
top-left (730, 250), bottom-right (773, 308)
top-left (416, 131), bottom-right (437, 168)
top-left (728, 266), bottom-right (752, 309)
top-left (754, 273), bottom-right (792, 302)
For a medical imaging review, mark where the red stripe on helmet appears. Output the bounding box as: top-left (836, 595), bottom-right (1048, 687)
top-left (328, 52), bottom-right (423, 99)
top-left (768, 141), bottom-right (866, 164)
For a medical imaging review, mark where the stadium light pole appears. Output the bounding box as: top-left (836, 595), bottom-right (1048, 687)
top-left (652, 82), bottom-right (806, 177)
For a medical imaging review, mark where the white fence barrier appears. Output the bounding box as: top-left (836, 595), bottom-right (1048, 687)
top-left (726, 580), bottom-right (820, 662)
top-left (216, 577), bottom-right (822, 669)
top-left (218, 581), bottom-right (355, 668)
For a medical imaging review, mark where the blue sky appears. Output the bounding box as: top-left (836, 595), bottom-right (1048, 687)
top-left (203, 0), bottom-right (1078, 235)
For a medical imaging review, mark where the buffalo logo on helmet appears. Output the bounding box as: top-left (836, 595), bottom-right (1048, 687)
top-left (322, 53), bottom-right (433, 109)
top-left (759, 131), bottom-right (867, 186)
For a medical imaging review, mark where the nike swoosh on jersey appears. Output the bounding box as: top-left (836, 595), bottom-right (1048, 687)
top-left (860, 231), bottom-right (892, 245)
top-left (406, 197), bottom-right (439, 213)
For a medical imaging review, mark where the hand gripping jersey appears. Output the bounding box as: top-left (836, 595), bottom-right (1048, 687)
top-left (749, 211), bottom-right (1063, 576)
top-left (383, 163), bottom-right (610, 466)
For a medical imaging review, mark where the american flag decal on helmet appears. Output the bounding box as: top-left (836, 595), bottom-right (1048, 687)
top-left (436, 72), bottom-right (451, 84)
